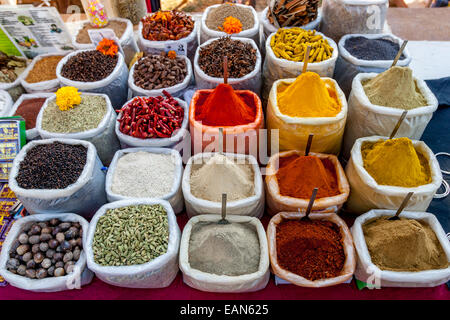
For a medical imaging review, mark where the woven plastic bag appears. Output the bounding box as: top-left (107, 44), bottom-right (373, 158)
top-left (182, 152), bottom-right (265, 219)
top-left (9, 138), bottom-right (107, 218)
top-left (0, 90), bottom-right (13, 116)
top-left (84, 199), bottom-right (180, 288)
top-left (342, 73), bottom-right (438, 159)
top-left (334, 33), bottom-right (412, 97)
top-left (352, 209), bottom-right (450, 288)
top-left (267, 77), bottom-right (348, 155)
top-left (267, 211), bottom-right (356, 287)
top-left (0, 213), bottom-right (93, 292)
top-left (0, 57), bottom-right (28, 102)
top-left (105, 147), bottom-right (184, 214)
top-left (265, 150), bottom-right (350, 215)
top-left (36, 93), bottom-right (120, 166)
top-left (56, 50), bottom-right (129, 109)
top-left (345, 136), bottom-right (443, 214)
top-left (179, 214), bottom-right (270, 293)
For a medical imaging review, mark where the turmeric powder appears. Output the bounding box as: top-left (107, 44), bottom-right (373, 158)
top-left (277, 72), bottom-right (341, 117)
top-left (361, 137), bottom-right (432, 187)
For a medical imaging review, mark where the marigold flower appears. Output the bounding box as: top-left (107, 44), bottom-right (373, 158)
top-left (96, 38), bottom-right (118, 56)
top-left (167, 50), bottom-right (177, 59)
top-left (219, 16), bottom-right (243, 34)
top-left (56, 86), bottom-right (81, 111)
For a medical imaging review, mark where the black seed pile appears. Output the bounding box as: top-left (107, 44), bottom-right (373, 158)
top-left (61, 50), bottom-right (118, 82)
top-left (16, 142), bottom-right (87, 190)
top-left (344, 36), bottom-right (406, 61)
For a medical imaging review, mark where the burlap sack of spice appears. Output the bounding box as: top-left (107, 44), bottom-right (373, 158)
top-left (345, 136), bottom-right (443, 214)
top-left (9, 138), bottom-right (107, 218)
top-left (265, 151), bottom-right (349, 216)
top-left (36, 93), bottom-right (120, 166)
top-left (84, 199), bottom-right (180, 288)
top-left (0, 213), bottom-right (93, 292)
top-left (267, 77), bottom-right (347, 155)
top-left (267, 211), bottom-right (356, 287)
top-left (179, 214), bottom-right (270, 293)
top-left (105, 147), bottom-right (184, 214)
top-left (352, 209), bottom-right (450, 287)
top-left (342, 73), bottom-right (438, 159)
top-left (182, 152), bottom-right (265, 219)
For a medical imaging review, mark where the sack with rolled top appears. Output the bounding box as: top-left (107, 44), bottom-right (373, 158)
top-left (342, 71), bottom-right (438, 159)
top-left (0, 52), bottom-right (28, 101)
top-left (333, 33), bottom-right (412, 97)
top-left (8, 138), bottom-right (107, 218)
top-left (345, 136), bottom-right (443, 214)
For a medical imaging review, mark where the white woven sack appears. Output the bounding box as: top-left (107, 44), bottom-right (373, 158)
top-left (179, 214), bottom-right (270, 293)
top-left (56, 50), bottom-right (129, 109)
top-left (342, 73), bottom-right (438, 159)
top-left (0, 213), bottom-right (93, 292)
top-left (0, 90), bottom-right (13, 116)
top-left (84, 199), bottom-right (180, 288)
top-left (182, 152), bottom-right (264, 219)
top-left (128, 55), bottom-right (193, 98)
top-left (115, 97), bottom-right (189, 149)
top-left (334, 33), bottom-right (412, 97)
top-left (36, 93), bottom-right (120, 166)
top-left (105, 147), bottom-right (184, 214)
top-left (345, 136), bottom-right (443, 214)
top-left (194, 37), bottom-right (262, 95)
top-left (9, 138), bottom-right (107, 218)
top-left (352, 209), bottom-right (450, 288)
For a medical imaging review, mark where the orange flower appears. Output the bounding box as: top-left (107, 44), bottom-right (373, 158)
top-left (219, 16), bottom-right (242, 34)
top-left (167, 50), bottom-right (177, 59)
top-left (96, 38), bottom-right (118, 56)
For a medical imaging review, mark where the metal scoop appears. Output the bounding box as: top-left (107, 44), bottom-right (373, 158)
top-left (388, 192), bottom-right (414, 221)
top-left (218, 193), bottom-right (229, 225)
top-left (300, 188), bottom-right (318, 221)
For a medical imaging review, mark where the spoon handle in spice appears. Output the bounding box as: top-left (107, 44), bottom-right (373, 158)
top-left (391, 40), bottom-right (408, 67)
top-left (223, 56), bottom-right (228, 84)
top-left (390, 192), bottom-right (414, 220)
top-left (222, 193), bottom-right (227, 220)
top-left (305, 134), bottom-right (314, 156)
top-left (390, 110), bottom-right (408, 139)
top-left (219, 127), bottom-right (224, 154)
top-left (302, 46), bottom-right (311, 74)
top-left (304, 188), bottom-right (318, 219)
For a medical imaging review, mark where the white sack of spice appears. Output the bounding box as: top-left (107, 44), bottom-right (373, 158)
top-left (105, 148), bottom-right (184, 214)
top-left (0, 89), bottom-right (13, 117)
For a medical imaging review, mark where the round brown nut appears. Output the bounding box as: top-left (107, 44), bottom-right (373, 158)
top-left (16, 244), bottom-right (30, 256)
top-left (25, 269), bottom-right (36, 279)
top-left (18, 233), bottom-right (28, 244)
top-left (54, 267), bottom-right (65, 277)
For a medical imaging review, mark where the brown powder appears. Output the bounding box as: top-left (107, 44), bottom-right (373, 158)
top-left (206, 3), bottom-right (254, 31)
top-left (75, 20), bottom-right (127, 44)
top-left (14, 98), bottom-right (47, 130)
top-left (25, 55), bottom-right (64, 83)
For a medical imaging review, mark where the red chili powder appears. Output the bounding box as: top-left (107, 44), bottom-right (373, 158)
top-left (195, 83), bottom-right (256, 126)
top-left (14, 98), bottom-right (47, 130)
top-left (276, 219), bottom-right (345, 281)
top-left (276, 155), bottom-right (340, 199)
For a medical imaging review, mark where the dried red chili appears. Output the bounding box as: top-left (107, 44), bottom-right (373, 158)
top-left (117, 91), bottom-right (184, 139)
top-left (276, 219), bottom-right (345, 281)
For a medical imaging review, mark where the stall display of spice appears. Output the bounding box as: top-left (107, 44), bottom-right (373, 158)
top-left (75, 20), bottom-right (128, 44)
top-left (267, 0), bottom-right (319, 27)
top-left (206, 3), bottom-right (254, 34)
top-left (25, 55), bottom-right (64, 84)
top-left (0, 52), bottom-right (27, 83)
top-left (141, 11), bottom-right (194, 41)
top-left (61, 50), bottom-right (118, 82)
top-left (14, 98), bottom-right (47, 130)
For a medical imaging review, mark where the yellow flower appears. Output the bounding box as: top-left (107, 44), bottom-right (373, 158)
top-left (56, 86), bottom-right (81, 111)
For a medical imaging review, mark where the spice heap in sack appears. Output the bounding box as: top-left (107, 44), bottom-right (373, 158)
top-left (267, 0), bottom-right (319, 27)
top-left (363, 217), bottom-right (448, 271)
top-left (276, 219), bottom-right (345, 280)
top-left (133, 52), bottom-right (187, 90)
top-left (361, 137), bottom-right (431, 188)
top-left (345, 36), bottom-right (406, 61)
top-left (0, 51), bottom-right (27, 83)
top-left (206, 3), bottom-right (254, 34)
top-left (198, 37), bottom-right (256, 79)
top-left (117, 92), bottom-right (183, 139)
top-left (271, 28), bottom-right (333, 63)
top-left (76, 20), bottom-right (128, 44)
top-left (93, 204), bottom-right (169, 266)
top-left (363, 67), bottom-right (427, 110)
top-left (6, 218), bottom-right (83, 279)
top-left (141, 11), bottom-right (194, 41)
top-left (14, 98), bottom-right (47, 130)
top-left (61, 50), bottom-right (118, 82)
top-left (25, 55), bottom-right (64, 83)
top-left (189, 221), bottom-right (260, 276)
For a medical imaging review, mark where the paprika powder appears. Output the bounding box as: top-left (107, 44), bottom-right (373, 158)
top-left (14, 98), bottom-right (47, 130)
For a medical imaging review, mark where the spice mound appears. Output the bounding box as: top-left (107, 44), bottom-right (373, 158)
top-left (14, 97), bottom-right (47, 130)
top-left (133, 53), bottom-right (187, 90)
top-left (198, 37), bottom-right (257, 79)
top-left (141, 11), bottom-right (194, 41)
top-left (25, 55), bottom-right (64, 83)
top-left (190, 153), bottom-right (255, 202)
top-left (93, 204), bottom-right (169, 266)
top-left (76, 20), bottom-right (127, 44)
top-left (61, 50), bottom-right (118, 82)
top-left (277, 72), bottom-right (341, 117)
top-left (361, 137), bottom-right (431, 188)
top-left (117, 91), bottom-right (184, 139)
top-left (276, 219), bottom-right (345, 281)
top-left (363, 67), bottom-right (427, 110)
top-left (271, 28), bottom-right (333, 63)
top-left (189, 221), bottom-right (260, 276)
top-left (6, 218), bottom-right (84, 279)
top-left (276, 155), bottom-right (339, 199)
top-left (363, 217), bottom-right (448, 272)
top-left (16, 142), bottom-right (87, 189)
top-left (206, 3), bottom-right (254, 32)
top-left (194, 83), bottom-right (256, 126)
top-left (0, 51), bottom-right (27, 83)
top-left (111, 151), bottom-right (175, 198)
top-left (267, 0), bottom-right (319, 27)
top-left (345, 36), bottom-right (406, 61)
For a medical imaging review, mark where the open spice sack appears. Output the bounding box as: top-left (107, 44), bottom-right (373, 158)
top-left (265, 150), bottom-right (349, 215)
top-left (8, 138), bottom-right (107, 218)
top-left (20, 53), bottom-right (66, 93)
top-left (105, 147), bottom-right (184, 214)
top-left (84, 199), bottom-right (181, 288)
top-left (267, 211), bottom-right (356, 287)
top-left (182, 152), bottom-right (264, 218)
top-left (0, 52), bottom-right (28, 101)
top-left (0, 89), bottom-right (13, 116)
top-left (179, 214), bottom-right (270, 293)
top-left (345, 136), bottom-right (443, 214)
top-left (0, 213), bottom-right (93, 292)
top-left (352, 210), bottom-right (450, 288)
